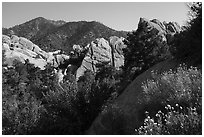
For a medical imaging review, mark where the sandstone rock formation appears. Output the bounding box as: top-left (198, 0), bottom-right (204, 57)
top-left (3, 35), bottom-right (47, 69)
top-left (109, 36), bottom-right (126, 68)
top-left (2, 35), bottom-right (11, 45)
top-left (76, 38), bottom-right (112, 80)
top-left (137, 17), bottom-right (181, 43)
top-left (76, 36), bottom-right (126, 80)
top-left (75, 18), bottom-right (181, 81)
top-left (133, 18), bottom-right (181, 63)
top-left (2, 35), bottom-right (69, 70)
top-left (3, 34), bottom-right (126, 82)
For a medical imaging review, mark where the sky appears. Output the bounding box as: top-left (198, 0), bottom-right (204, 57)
top-left (2, 2), bottom-right (189, 31)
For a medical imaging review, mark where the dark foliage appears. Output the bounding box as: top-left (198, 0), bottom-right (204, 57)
top-left (76, 65), bottom-right (120, 131)
top-left (2, 56), bottom-right (120, 134)
top-left (2, 60), bottom-right (45, 134)
top-left (123, 24), bottom-right (170, 83)
top-left (171, 2), bottom-right (202, 65)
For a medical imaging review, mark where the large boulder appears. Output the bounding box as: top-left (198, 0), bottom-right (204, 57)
top-left (165, 21), bottom-right (181, 34)
top-left (109, 36), bottom-right (126, 68)
top-left (75, 36), bottom-right (127, 80)
top-left (87, 59), bottom-right (179, 134)
top-left (138, 18), bottom-right (181, 43)
top-left (2, 43), bottom-right (10, 51)
top-left (2, 35), bottom-right (69, 70)
top-left (138, 18), bottom-right (167, 43)
top-left (4, 49), bottom-right (47, 70)
top-left (11, 35), bottom-right (19, 43)
top-left (2, 35), bottom-right (11, 45)
top-left (19, 37), bottom-right (35, 51)
top-left (133, 18), bottom-right (181, 61)
top-left (164, 21), bottom-right (181, 44)
top-left (76, 38), bottom-right (112, 80)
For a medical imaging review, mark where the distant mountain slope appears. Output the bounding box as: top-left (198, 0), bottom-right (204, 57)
top-left (2, 17), bottom-right (66, 40)
top-left (32, 21), bottom-right (127, 53)
top-left (3, 17), bottom-right (128, 53)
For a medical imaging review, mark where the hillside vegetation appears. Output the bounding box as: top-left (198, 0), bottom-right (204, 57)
top-left (87, 2), bottom-right (202, 134)
top-left (2, 2), bottom-right (202, 135)
top-left (3, 18), bottom-right (127, 53)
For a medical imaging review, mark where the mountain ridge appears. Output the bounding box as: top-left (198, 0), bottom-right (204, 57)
top-left (2, 17), bottom-right (128, 53)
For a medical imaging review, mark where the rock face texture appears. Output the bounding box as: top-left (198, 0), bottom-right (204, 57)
top-left (3, 35), bottom-right (48, 69)
top-left (109, 36), bottom-right (127, 68)
top-left (136, 18), bottom-right (181, 56)
top-left (3, 34), bottom-right (126, 80)
top-left (76, 36), bottom-right (126, 80)
top-left (76, 18), bottom-right (181, 80)
top-left (2, 35), bottom-right (69, 70)
top-left (76, 38), bottom-right (112, 80)
top-left (137, 18), bottom-right (181, 46)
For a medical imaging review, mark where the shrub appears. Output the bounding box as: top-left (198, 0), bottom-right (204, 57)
top-left (2, 55), bottom-right (146, 134)
top-left (2, 61), bottom-right (45, 135)
top-left (76, 66), bottom-right (119, 131)
top-left (140, 64), bottom-right (201, 110)
top-left (32, 64), bottom-right (120, 134)
top-left (171, 2), bottom-right (202, 65)
top-left (136, 105), bottom-right (201, 135)
top-left (34, 75), bottom-right (82, 135)
top-left (100, 104), bottom-right (127, 134)
top-left (136, 64), bottom-right (202, 134)
top-left (123, 21), bottom-right (171, 82)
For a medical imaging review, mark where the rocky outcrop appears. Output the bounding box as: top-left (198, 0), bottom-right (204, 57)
top-left (109, 36), bottom-right (127, 68)
top-left (3, 35), bottom-right (47, 69)
top-left (76, 38), bottom-right (112, 79)
top-left (2, 35), bottom-right (69, 70)
top-left (75, 18), bottom-right (181, 80)
top-left (138, 17), bottom-right (181, 40)
top-left (3, 34), bottom-right (126, 81)
top-left (131, 18), bottom-right (181, 63)
top-left (76, 36), bottom-right (126, 80)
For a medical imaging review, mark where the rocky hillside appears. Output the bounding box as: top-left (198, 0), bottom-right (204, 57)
top-left (3, 17), bottom-right (127, 53)
top-left (32, 21), bottom-right (127, 53)
top-left (3, 17), bottom-right (66, 40)
top-left (2, 34), bottom-right (127, 82)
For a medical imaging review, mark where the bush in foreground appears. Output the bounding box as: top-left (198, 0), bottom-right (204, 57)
top-left (136, 64), bottom-right (202, 135)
